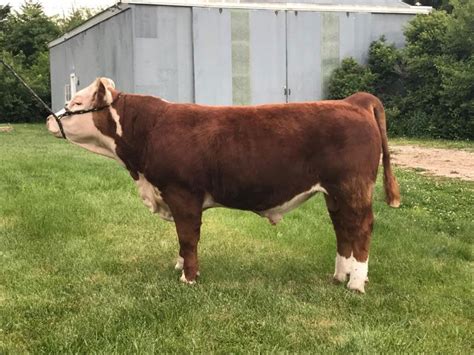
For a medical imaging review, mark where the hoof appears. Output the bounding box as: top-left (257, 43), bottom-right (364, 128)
top-left (389, 198), bottom-right (400, 208)
top-left (333, 272), bottom-right (348, 283)
top-left (347, 279), bottom-right (366, 294)
top-left (180, 271), bottom-right (196, 285)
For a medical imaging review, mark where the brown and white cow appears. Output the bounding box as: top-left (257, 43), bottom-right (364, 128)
top-left (47, 77), bottom-right (400, 293)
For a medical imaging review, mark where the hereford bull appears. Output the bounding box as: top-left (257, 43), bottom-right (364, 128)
top-left (46, 77), bottom-right (400, 293)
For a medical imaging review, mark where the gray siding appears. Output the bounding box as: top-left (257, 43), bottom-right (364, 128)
top-left (321, 12), bottom-right (340, 99)
top-left (50, 9), bottom-right (133, 111)
top-left (133, 5), bottom-right (194, 102)
top-left (249, 10), bottom-right (286, 104)
top-left (50, 4), bottom-right (416, 108)
top-left (193, 7), bottom-right (233, 105)
top-left (231, 10), bottom-right (251, 105)
top-left (339, 12), bottom-right (373, 64)
top-left (371, 13), bottom-right (412, 47)
top-left (49, 45), bottom-right (68, 111)
top-left (287, 11), bottom-right (322, 102)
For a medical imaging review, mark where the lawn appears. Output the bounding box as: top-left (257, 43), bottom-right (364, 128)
top-left (1, 124), bottom-right (472, 353)
top-left (391, 137), bottom-right (474, 151)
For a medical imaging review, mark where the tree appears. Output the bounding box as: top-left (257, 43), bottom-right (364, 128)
top-left (0, 4), bottom-right (10, 20)
top-left (444, 0), bottom-right (474, 60)
top-left (403, 0), bottom-right (453, 12)
top-left (0, 5), bottom-right (11, 47)
top-left (0, 1), bottom-right (97, 123)
top-left (402, 4), bottom-right (473, 139)
top-left (56, 7), bottom-right (96, 34)
top-left (2, 1), bottom-right (60, 66)
top-left (0, 1), bottom-right (60, 123)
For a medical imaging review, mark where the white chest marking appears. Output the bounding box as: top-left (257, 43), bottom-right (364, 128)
top-left (110, 107), bottom-right (123, 137)
top-left (202, 192), bottom-right (221, 210)
top-left (136, 173), bottom-right (173, 221)
top-left (258, 183), bottom-right (328, 225)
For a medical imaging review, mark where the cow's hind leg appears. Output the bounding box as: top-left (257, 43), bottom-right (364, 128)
top-left (325, 186), bottom-right (374, 293)
top-left (163, 186), bottom-right (203, 284)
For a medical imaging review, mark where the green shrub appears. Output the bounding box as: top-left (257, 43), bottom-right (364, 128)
top-left (368, 37), bottom-right (404, 104)
top-left (401, 6), bottom-right (473, 139)
top-left (327, 1), bottom-right (473, 140)
top-left (327, 58), bottom-right (376, 100)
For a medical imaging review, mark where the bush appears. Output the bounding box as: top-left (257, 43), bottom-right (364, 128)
top-left (401, 5), bottom-right (473, 139)
top-left (327, 58), bottom-right (376, 100)
top-left (368, 37), bottom-right (404, 104)
top-left (327, 1), bottom-right (473, 140)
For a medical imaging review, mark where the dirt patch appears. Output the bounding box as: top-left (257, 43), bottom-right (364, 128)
top-left (390, 145), bottom-right (474, 181)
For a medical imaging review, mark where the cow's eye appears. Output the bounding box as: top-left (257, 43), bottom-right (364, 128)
top-left (74, 102), bottom-right (83, 107)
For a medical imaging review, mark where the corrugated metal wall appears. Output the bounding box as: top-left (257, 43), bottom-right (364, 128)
top-left (133, 5), bottom-right (194, 102)
top-left (50, 4), bottom-right (414, 109)
top-left (188, 7), bottom-right (412, 105)
top-left (287, 11), bottom-right (322, 103)
top-left (193, 7), bottom-right (233, 105)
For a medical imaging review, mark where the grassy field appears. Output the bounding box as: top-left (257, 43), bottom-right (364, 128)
top-left (1, 124), bottom-right (472, 353)
top-left (391, 137), bottom-right (474, 151)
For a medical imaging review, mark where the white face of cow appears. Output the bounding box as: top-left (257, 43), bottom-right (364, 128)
top-left (46, 77), bottom-right (120, 160)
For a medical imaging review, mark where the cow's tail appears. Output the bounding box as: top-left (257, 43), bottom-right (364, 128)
top-left (371, 97), bottom-right (400, 208)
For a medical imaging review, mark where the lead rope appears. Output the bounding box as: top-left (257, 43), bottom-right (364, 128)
top-left (0, 57), bottom-right (67, 139)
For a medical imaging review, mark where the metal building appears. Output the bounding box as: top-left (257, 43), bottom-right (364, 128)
top-left (48, 0), bottom-right (430, 111)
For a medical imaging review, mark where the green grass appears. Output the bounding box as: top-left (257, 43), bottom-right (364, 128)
top-left (1, 124), bottom-right (473, 353)
top-left (391, 137), bottom-right (474, 151)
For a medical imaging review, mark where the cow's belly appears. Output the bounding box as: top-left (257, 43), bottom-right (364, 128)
top-left (136, 173), bottom-right (173, 222)
top-left (135, 174), bottom-right (327, 225)
top-left (255, 183), bottom-right (328, 225)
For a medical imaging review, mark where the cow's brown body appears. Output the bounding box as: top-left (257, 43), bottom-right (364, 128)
top-left (47, 79), bottom-right (400, 292)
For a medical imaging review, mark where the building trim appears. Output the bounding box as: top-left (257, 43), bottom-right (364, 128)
top-left (49, 4), bottom-right (131, 48)
top-left (49, 0), bottom-right (431, 48)
top-left (123, 0), bottom-right (431, 14)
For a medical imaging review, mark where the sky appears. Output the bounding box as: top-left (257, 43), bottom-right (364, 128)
top-left (0, 0), bottom-right (117, 16)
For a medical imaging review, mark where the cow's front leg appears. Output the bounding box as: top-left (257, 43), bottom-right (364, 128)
top-left (163, 186), bottom-right (203, 284)
top-left (175, 255), bottom-right (184, 271)
top-left (175, 253), bottom-right (200, 276)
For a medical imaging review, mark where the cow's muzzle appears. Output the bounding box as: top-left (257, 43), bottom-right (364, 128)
top-left (46, 115), bottom-right (66, 139)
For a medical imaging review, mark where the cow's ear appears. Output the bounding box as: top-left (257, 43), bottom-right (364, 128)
top-left (95, 77), bottom-right (113, 105)
top-left (105, 78), bottom-right (115, 89)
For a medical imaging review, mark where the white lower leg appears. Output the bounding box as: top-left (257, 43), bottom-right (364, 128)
top-left (334, 253), bottom-right (352, 282)
top-left (175, 256), bottom-right (200, 277)
top-left (174, 256), bottom-right (184, 271)
top-left (179, 270), bottom-right (196, 285)
top-left (347, 257), bottom-right (369, 293)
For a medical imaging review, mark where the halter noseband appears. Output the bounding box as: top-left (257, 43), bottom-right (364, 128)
top-left (55, 94), bottom-right (122, 139)
top-left (57, 104), bottom-right (112, 120)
